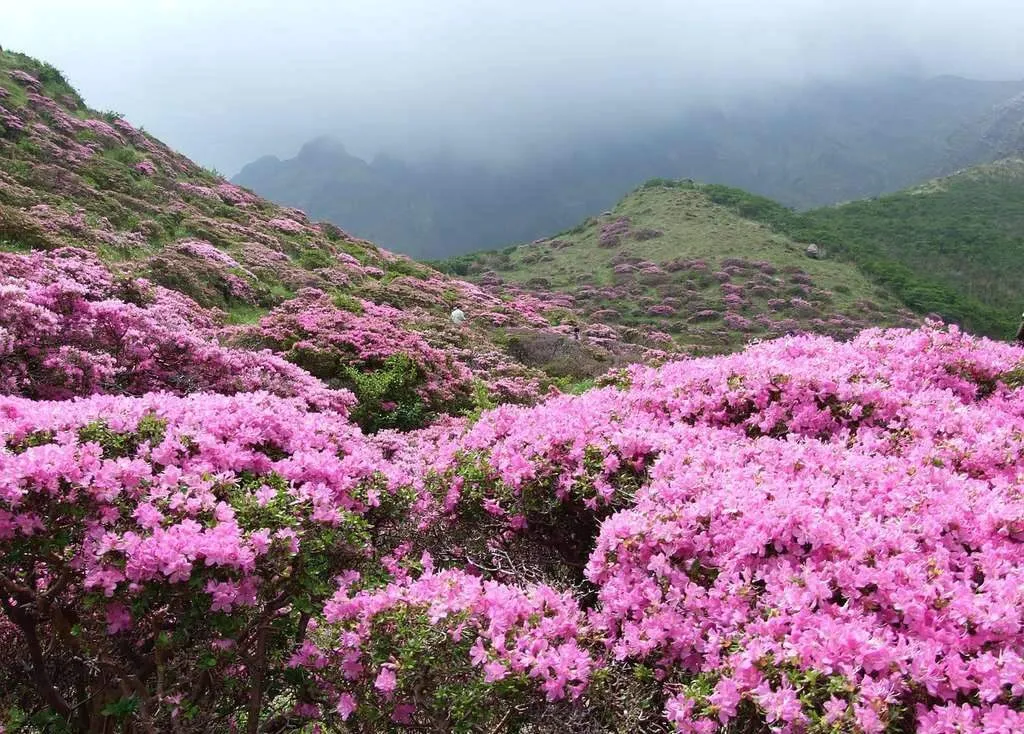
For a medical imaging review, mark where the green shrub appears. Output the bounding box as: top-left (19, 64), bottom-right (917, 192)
top-left (330, 292), bottom-right (364, 313)
top-left (460, 380), bottom-right (498, 423)
top-left (105, 146), bottom-right (142, 167)
top-left (704, 178), bottom-right (1020, 336)
top-left (344, 354), bottom-right (430, 433)
top-left (0, 204), bottom-right (61, 250)
top-left (386, 257), bottom-right (431, 279)
top-left (296, 248), bottom-right (333, 270)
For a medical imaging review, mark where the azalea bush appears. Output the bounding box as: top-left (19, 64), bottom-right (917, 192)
top-left (241, 289), bottom-right (474, 429)
top-left (0, 392), bottom-right (392, 732)
top-left (353, 323), bottom-right (1024, 733)
top-left (4, 322), bottom-right (1024, 732)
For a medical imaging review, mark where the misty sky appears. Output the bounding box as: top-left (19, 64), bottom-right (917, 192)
top-left (5, 0), bottom-right (1024, 175)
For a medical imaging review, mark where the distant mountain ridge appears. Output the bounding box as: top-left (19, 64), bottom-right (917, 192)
top-left (947, 91), bottom-right (1024, 170)
top-left (235, 75), bottom-right (1024, 258)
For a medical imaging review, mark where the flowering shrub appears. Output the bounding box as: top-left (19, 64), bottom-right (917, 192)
top-left (0, 391), bottom-right (390, 732)
top-left (133, 159), bottom-right (157, 176)
top-left (267, 217), bottom-right (306, 234)
top-left (79, 118), bottom-right (125, 145)
top-left (216, 182), bottom-right (258, 206)
top-left (174, 238), bottom-right (242, 269)
top-left (8, 70), bottom-right (42, 90)
top-left (723, 311), bottom-right (752, 330)
top-left (177, 181), bottom-right (221, 201)
top-left (310, 567), bottom-right (596, 727)
top-left (4, 322), bottom-right (1024, 732)
top-left (241, 289), bottom-right (473, 429)
top-left (647, 304), bottom-right (676, 316)
top-left (598, 217), bottom-right (631, 248)
top-left (790, 296), bottom-right (815, 313)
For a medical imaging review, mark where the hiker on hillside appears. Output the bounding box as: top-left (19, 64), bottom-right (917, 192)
top-left (572, 325), bottom-right (581, 341)
top-left (1016, 312), bottom-right (1024, 345)
top-left (450, 306), bottom-right (466, 326)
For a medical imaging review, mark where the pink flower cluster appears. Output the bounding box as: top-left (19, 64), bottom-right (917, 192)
top-left (319, 566), bottom-right (594, 708)
top-left (216, 182), bottom-right (258, 206)
top-left (133, 159), bottom-right (157, 175)
top-left (177, 181), bottom-right (222, 201)
top-left (8, 69), bottom-right (41, 90)
top-left (79, 117), bottom-right (126, 145)
top-left (0, 248), bottom-right (352, 412)
top-left (0, 389), bottom-right (384, 727)
top-left (3, 319), bottom-right (1024, 731)
top-left (175, 238), bottom-right (242, 269)
top-left (267, 217), bottom-right (307, 234)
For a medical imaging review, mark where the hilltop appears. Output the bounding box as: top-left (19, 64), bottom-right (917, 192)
top-left (235, 75), bottom-right (1024, 257)
top-left (438, 182), bottom-right (917, 354)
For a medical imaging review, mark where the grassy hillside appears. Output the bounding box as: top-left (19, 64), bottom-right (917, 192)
top-left (698, 162), bottom-right (1024, 338)
top-left (437, 183), bottom-right (916, 354)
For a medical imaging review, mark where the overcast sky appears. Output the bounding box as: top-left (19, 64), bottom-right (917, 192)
top-left (5, 0), bottom-right (1024, 175)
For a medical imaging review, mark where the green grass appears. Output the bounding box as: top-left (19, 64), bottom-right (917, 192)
top-left (0, 238), bottom-right (32, 253)
top-left (264, 283), bottom-right (295, 304)
top-left (0, 73), bottom-right (30, 107)
top-left (97, 243), bottom-right (149, 262)
top-left (224, 304), bottom-right (269, 325)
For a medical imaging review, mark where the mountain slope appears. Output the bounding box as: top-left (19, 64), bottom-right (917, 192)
top-left (234, 75), bottom-right (1024, 258)
top-left (699, 160), bottom-right (1024, 338)
top-left (233, 137), bottom-right (596, 259)
top-left (437, 182), bottom-right (917, 354)
top-left (0, 48), bottom-right (664, 424)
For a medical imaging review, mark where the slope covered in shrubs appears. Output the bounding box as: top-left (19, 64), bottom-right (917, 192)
top-left (0, 48), bottom-right (668, 430)
top-left (694, 172), bottom-right (1024, 339)
top-left (437, 182), bottom-right (918, 355)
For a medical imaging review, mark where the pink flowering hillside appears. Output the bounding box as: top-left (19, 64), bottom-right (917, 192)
top-left (0, 49), bottom-right (663, 430)
top-left (0, 247), bottom-right (354, 412)
top-left (5, 322), bottom-right (1024, 732)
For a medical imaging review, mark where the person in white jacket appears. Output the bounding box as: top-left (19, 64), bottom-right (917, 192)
top-left (450, 306), bottom-right (466, 325)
